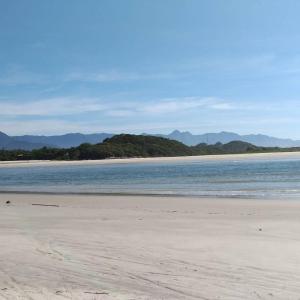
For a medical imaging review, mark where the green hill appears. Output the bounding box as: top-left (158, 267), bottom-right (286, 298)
top-left (0, 134), bottom-right (299, 161)
top-left (73, 134), bottom-right (194, 160)
top-left (192, 140), bottom-right (263, 154)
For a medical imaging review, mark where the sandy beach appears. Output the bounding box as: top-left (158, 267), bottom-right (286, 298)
top-left (1, 151), bottom-right (300, 169)
top-left (0, 193), bottom-right (300, 299)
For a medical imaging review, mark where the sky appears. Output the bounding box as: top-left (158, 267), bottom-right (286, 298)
top-left (1, 0), bottom-right (300, 138)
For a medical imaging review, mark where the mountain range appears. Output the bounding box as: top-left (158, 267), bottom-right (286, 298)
top-left (160, 130), bottom-right (300, 147)
top-left (0, 132), bottom-right (113, 150)
top-left (1, 130), bottom-right (300, 150)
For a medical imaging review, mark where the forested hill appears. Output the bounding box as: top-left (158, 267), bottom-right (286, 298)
top-left (0, 134), bottom-right (299, 161)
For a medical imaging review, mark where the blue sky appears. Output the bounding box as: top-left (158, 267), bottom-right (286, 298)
top-left (1, 0), bottom-right (300, 138)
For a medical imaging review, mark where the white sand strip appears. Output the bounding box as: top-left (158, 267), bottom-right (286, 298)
top-left (1, 151), bottom-right (300, 168)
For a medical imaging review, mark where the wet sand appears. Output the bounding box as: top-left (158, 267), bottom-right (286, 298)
top-left (0, 193), bottom-right (300, 299)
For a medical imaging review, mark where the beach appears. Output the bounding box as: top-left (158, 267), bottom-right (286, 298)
top-left (1, 193), bottom-right (300, 299)
top-left (1, 151), bottom-right (300, 168)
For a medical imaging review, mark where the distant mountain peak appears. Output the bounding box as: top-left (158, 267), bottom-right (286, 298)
top-left (0, 131), bottom-right (11, 144)
top-left (170, 130), bottom-right (193, 136)
top-left (0, 131), bottom-right (9, 137)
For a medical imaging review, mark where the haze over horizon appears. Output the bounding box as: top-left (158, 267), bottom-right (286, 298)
top-left (1, 1), bottom-right (300, 139)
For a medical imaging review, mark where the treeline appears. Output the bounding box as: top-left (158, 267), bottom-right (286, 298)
top-left (0, 134), bottom-right (299, 161)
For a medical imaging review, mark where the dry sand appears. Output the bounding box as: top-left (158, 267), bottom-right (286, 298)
top-left (1, 151), bottom-right (300, 168)
top-left (0, 194), bottom-right (300, 299)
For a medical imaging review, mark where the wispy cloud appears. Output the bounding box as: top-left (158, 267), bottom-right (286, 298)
top-left (133, 97), bottom-right (234, 114)
top-left (3, 53), bottom-right (300, 88)
top-left (0, 119), bottom-right (191, 135)
top-left (0, 97), bottom-right (106, 116)
top-left (63, 70), bottom-right (177, 83)
top-left (0, 67), bottom-right (47, 86)
top-left (210, 103), bottom-right (235, 110)
top-left (0, 96), bottom-right (234, 117)
top-left (104, 97), bottom-right (236, 117)
top-left (182, 54), bottom-right (277, 73)
top-left (0, 67), bottom-right (178, 87)
top-left (64, 70), bottom-right (141, 83)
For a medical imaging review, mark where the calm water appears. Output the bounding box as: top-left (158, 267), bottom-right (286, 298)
top-left (1, 157), bottom-right (300, 198)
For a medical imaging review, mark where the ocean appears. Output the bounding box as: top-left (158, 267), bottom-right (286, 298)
top-left (1, 156), bottom-right (300, 198)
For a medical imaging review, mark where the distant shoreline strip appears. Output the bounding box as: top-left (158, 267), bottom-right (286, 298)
top-left (0, 190), bottom-right (284, 200)
top-left (1, 151), bottom-right (300, 169)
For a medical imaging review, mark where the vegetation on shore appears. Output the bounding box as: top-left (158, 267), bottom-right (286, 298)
top-left (0, 134), bottom-right (299, 161)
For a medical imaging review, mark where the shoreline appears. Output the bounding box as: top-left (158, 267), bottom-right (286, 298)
top-left (0, 190), bottom-right (298, 201)
top-left (1, 150), bottom-right (300, 168)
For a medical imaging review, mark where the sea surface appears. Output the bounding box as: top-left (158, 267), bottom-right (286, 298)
top-left (1, 156), bottom-right (300, 198)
